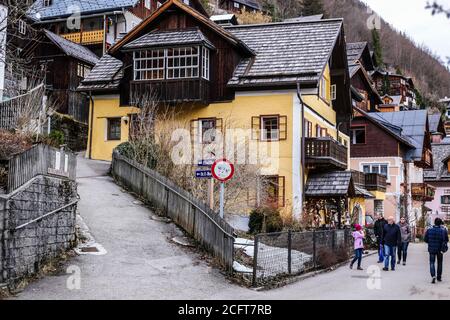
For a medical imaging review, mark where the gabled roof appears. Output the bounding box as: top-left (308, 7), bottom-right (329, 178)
top-left (424, 143), bottom-right (450, 181)
top-left (78, 55), bottom-right (123, 91)
top-left (43, 30), bottom-right (99, 65)
top-left (110, 0), bottom-right (252, 55)
top-left (346, 42), bottom-right (374, 71)
top-left (368, 110), bottom-right (428, 161)
top-left (353, 106), bottom-right (415, 149)
top-left (27, 0), bottom-right (140, 21)
top-left (225, 19), bottom-right (344, 87)
top-left (428, 113), bottom-right (445, 135)
top-left (355, 186), bottom-right (375, 199)
top-left (349, 63), bottom-right (382, 104)
top-left (122, 28), bottom-right (216, 50)
top-left (284, 14), bottom-right (323, 23)
top-left (305, 171), bottom-right (355, 198)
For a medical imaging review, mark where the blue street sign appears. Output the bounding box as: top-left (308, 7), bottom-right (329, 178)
top-left (197, 159), bottom-right (215, 167)
top-left (196, 170), bottom-right (212, 178)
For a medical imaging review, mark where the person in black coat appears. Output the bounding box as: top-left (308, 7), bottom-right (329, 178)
top-left (424, 218), bottom-right (449, 283)
top-left (382, 216), bottom-right (401, 271)
top-left (374, 214), bottom-right (387, 263)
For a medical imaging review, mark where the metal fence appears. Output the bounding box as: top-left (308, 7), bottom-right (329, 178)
top-left (111, 151), bottom-right (236, 271)
top-left (252, 229), bottom-right (353, 286)
top-left (7, 144), bottom-right (77, 193)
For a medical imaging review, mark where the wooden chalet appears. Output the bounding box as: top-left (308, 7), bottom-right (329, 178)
top-left (27, 0), bottom-right (208, 55)
top-left (347, 42), bottom-right (382, 113)
top-left (21, 29), bottom-right (100, 123)
top-left (218, 0), bottom-right (262, 13)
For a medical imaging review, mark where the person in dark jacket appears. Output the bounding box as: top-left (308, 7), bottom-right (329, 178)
top-left (374, 214), bottom-right (387, 263)
top-left (397, 217), bottom-right (411, 265)
top-left (383, 216), bottom-right (401, 271)
top-left (424, 218), bottom-right (449, 283)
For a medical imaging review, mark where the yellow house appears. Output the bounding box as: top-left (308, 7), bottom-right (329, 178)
top-left (79, 0), bottom-right (357, 222)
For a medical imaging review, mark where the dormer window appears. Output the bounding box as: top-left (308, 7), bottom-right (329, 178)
top-left (133, 46), bottom-right (210, 81)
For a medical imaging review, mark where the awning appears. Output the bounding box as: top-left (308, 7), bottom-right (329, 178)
top-left (305, 171), bottom-right (356, 198)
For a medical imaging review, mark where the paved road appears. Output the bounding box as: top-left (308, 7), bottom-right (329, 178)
top-left (13, 157), bottom-right (450, 300)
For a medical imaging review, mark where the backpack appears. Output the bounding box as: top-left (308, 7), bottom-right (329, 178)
top-left (442, 228), bottom-right (448, 253)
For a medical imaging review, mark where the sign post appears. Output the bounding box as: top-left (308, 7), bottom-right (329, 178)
top-left (196, 159), bottom-right (215, 210)
top-left (211, 159), bottom-right (235, 219)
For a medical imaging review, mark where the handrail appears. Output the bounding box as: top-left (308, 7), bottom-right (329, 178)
top-left (13, 199), bottom-right (78, 231)
top-left (115, 153), bottom-right (235, 239)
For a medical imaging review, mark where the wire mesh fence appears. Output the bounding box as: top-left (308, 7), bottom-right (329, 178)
top-left (252, 229), bottom-right (353, 286)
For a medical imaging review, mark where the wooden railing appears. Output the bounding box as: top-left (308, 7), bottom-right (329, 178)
top-left (111, 151), bottom-right (235, 271)
top-left (60, 29), bottom-right (104, 45)
top-left (305, 137), bottom-right (348, 170)
top-left (365, 173), bottom-right (387, 192)
top-left (129, 79), bottom-right (210, 105)
top-left (7, 144), bottom-right (77, 193)
top-left (411, 183), bottom-right (435, 201)
top-left (351, 170), bottom-right (365, 186)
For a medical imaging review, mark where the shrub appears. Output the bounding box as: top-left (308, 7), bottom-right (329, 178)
top-left (0, 130), bottom-right (33, 160)
top-left (248, 206), bottom-right (283, 234)
top-left (335, 245), bottom-right (350, 263)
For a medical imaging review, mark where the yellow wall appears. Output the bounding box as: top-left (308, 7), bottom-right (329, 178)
top-left (87, 95), bottom-right (139, 161)
top-left (87, 65), bottom-right (349, 218)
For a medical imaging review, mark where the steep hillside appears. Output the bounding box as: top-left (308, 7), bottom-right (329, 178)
top-left (322, 0), bottom-right (450, 107)
top-left (208, 0), bottom-right (450, 106)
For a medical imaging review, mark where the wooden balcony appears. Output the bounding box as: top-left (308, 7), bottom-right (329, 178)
top-left (364, 173), bottom-right (387, 192)
top-left (129, 79), bottom-right (210, 105)
top-left (415, 148), bottom-right (433, 168)
top-left (60, 29), bottom-right (104, 45)
top-left (411, 183), bottom-right (435, 201)
top-left (305, 137), bottom-right (348, 170)
top-left (351, 171), bottom-right (387, 192)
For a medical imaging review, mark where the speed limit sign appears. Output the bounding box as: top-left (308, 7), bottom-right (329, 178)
top-left (211, 159), bottom-right (235, 182)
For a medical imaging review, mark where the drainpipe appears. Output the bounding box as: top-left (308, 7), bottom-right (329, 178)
top-left (297, 83), bottom-right (305, 221)
top-left (103, 14), bottom-right (107, 54)
top-left (403, 161), bottom-right (409, 222)
top-left (88, 92), bottom-right (94, 160)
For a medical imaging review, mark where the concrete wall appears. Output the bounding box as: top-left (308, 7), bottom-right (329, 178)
top-left (0, 175), bottom-right (77, 286)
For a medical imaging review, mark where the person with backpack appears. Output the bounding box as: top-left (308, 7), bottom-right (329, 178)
top-left (350, 224), bottom-right (365, 270)
top-left (424, 218), bottom-right (449, 283)
top-left (374, 214), bottom-right (387, 263)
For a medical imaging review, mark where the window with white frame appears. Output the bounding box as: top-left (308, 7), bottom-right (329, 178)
top-left (362, 163), bottom-right (389, 180)
top-left (261, 116), bottom-right (279, 141)
top-left (202, 47), bottom-right (210, 80)
top-left (133, 46), bottom-right (208, 81)
top-left (199, 118), bottom-right (216, 144)
top-left (77, 63), bottom-right (91, 79)
top-left (233, 2), bottom-right (240, 9)
top-left (167, 47), bottom-right (199, 79)
top-left (134, 49), bottom-right (165, 80)
top-left (331, 84), bottom-right (337, 100)
top-left (18, 19), bottom-right (26, 35)
top-left (320, 76), bottom-right (328, 101)
top-left (144, 0), bottom-right (151, 9)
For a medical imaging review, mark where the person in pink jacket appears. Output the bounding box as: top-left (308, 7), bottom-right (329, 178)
top-left (350, 224), bottom-right (365, 270)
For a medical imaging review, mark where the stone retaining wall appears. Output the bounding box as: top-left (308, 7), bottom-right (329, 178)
top-left (0, 175), bottom-right (77, 286)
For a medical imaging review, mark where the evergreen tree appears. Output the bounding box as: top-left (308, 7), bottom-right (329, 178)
top-left (371, 28), bottom-right (384, 68)
top-left (301, 0), bottom-right (325, 16)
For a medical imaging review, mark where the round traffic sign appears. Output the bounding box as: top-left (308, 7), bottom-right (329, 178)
top-left (211, 159), bottom-right (234, 182)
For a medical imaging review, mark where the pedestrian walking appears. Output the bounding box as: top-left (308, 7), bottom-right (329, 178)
top-left (397, 217), bottom-right (411, 266)
top-left (374, 214), bottom-right (387, 263)
top-left (424, 218), bottom-right (449, 283)
top-left (350, 224), bottom-right (365, 270)
top-left (383, 216), bottom-right (401, 271)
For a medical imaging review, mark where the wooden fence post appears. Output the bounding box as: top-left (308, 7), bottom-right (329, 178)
top-left (252, 235), bottom-right (259, 287)
top-left (288, 230), bottom-right (292, 275)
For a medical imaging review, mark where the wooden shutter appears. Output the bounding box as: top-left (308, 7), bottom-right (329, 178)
top-left (278, 176), bottom-right (286, 207)
top-left (190, 119), bottom-right (199, 144)
top-left (279, 116), bottom-right (287, 141)
top-left (251, 116), bottom-right (261, 140)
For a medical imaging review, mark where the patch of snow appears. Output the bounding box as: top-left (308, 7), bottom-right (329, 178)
top-left (75, 214), bottom-right (107, 256)
top-left (233, 261), bottom-right (253, 273)
top-left (226, 214), bottom-right (249, 232)
top-left (234, 238), bottom-right (255, 257)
